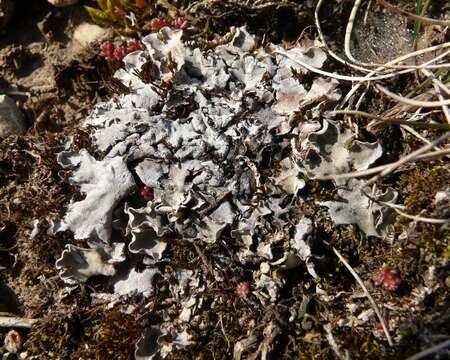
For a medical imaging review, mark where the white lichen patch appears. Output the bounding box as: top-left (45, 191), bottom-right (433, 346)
top-left (291, 217), bottom-right (319, 279)
top-left (319, 179), bottom-right (398, 237)
top-left (54, 26), bottom-right (395, 357)
top-left (294, 120), bottom-right (382, 181)
top-left (56, 243), bottom-right (126, 283)
top-left (113, 267), bottom-right (160, 297)
top-left (57, 150), bottom-right (136, 242)
top-left (135, 325), bottom-right (193, 360)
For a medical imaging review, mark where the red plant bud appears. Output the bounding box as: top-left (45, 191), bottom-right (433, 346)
top-left (235, 281), bottom-right (250, 298)
top-left (113, 46), bottom-right (126, 61)
top-left (374, 322), bottom-right (386, 337)
top-left (140, 186), bottom-right (154, 201)
top-left (172, 17), bottom-right (189, 30)
top-left (151, 17), bottom-right (170, 32)
top-left (100, 41), bottom-right (115, 61)
top-left (373, 265), bottom-right (401, 291)
top-left (126, 39), bottom-right (143, 53)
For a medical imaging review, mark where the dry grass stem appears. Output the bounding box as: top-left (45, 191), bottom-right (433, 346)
top-left (341, 49), bottom-right (450, 106)
top-left (362, 131), bottom-right (450, 187)
top-left (0, 316), bottom-right (38, 328)
top-left (332, 247), bottom-right (394, 346)
top-left (327, 110), bottom-right (450, 130)
top-left (375, 84), bottom-right (450, 108)
top-left (362, 189), bottom-right (450, 224)
top-left (377, 0), bottom-right (450, 26)
top-left (406, 339), bottom-right (450, 360)
top-left (316, 149), bottom-right (450, 181)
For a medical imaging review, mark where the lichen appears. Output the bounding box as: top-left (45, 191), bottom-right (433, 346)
top-left (43, 24), bottom-right (411, 359)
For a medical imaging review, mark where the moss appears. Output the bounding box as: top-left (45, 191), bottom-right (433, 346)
top-left (444, 243), bottom-right (450, 259)
top-left (396, 165), bottom-right (449, 255)
top-left (398, 166), bottom-right (449, 214)
top-left (27, 303), bottom-right (143, 359)
top-left (84, 0), bottom-right (164, 36)
top-left (76, 308), bottom-right (143, 359)
top-left (418, 223), bottom-right (448, 256)
top-left (300, 179), bottom-right (339, 202)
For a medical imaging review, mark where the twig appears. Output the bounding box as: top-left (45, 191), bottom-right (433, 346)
top-left (332, 247), bottom-right (394, 346)
top-left (420, 68), bottom-right (450, 124)
top-left (200, 191), bottom-right (231, 217)
top-left (344, 0), bottom-right (362, 65)
top-left (394, 109), bottom-right (449, 156)
top-left (377, 0), bottom-right (450, 26)
top-left (363, 0), bottom-right (372, 25)
top-left (362, 131), bottom-right (450, 187)
top-left (433, 81), bottom-right (450, 124)
top-left (329, 108), bottom-right (450, 158)
top-left (389, 205), bottom-right (449, 224)
top-left (324, 323), bottom-right (347, 360)
top-left (361, 189), bottom-right (450, 224)
top-left (219, 314), bottom-right (231, 350)
top-left (341, 49), bottom-right (450, 106)
top-left (0, 316), bottom-right (38, 328)
top-left (315, 0), bottom-right (373, 73)
top-left (5, 90), bottom-right (30, 97)
top-left (275, 49), bottom-right (414, 82)
top-left (314, 0), bottom-right (448, 73)
top-left (316, 148), bottom-right (450, 180)
top-left (376, 84), bottom-right (450, 108)
top-left (193, 242), bottom-right (214, 275)
top-left (327, 110), bottom-right (450, 130)
top-left (344, 0), bottom-right (449, 69)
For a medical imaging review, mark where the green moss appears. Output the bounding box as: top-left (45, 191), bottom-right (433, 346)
top-left (302, 179), bottom-right (339, 202)
top-left (444, 243), bottom-right (450, 259)
top-left (396, 165), bottom-right (449, 255)
top-left (398, 166), bottom-right (449, 214)
top-left (84, 0), bottom-right (163, 36)
top-left (419, 223), bottom-right (448, 255)
top-left (19, 270), bottom-right (40, 286)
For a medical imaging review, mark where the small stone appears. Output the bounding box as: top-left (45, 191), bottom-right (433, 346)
top-left (47, 0), bottom-right (78, 7)
top-left (0, 95), bottom-right (26, 138)
top-left (4, 330), bottom-right (22, 354)
top-left (260, 262), bottom-right (270, 274)
top-left (73, 23), bottom-right (112, 48)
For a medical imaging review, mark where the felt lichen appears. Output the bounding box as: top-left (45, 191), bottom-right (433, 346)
top-left (53, 25), bottom-right (397, 357)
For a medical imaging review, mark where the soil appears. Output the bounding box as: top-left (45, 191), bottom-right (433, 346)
top-left (0, 0), bottom-right (449, 359)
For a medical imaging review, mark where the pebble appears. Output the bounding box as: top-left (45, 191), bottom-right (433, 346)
top-left (0, 95), bottom-right (26, 138)
top-left (260, 262), bottom-right (270, 274)
top-left (4, 330), bottom-right (22, 354)
top-left (73, 23), bottom-right (112, 48)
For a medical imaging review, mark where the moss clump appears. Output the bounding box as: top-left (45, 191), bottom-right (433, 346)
top-left (417, 223), bottom-right (448, 255)
top-left (27, 304), bottom-right (143, 359)
top-left (300, 179), bottom-right (339, 202)
top-left (396, 165), bottom-right (449, 255)
top-left (398, 165), bottom-right (449, 214)
top-left (75, 308), bottom-right (143, 359)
